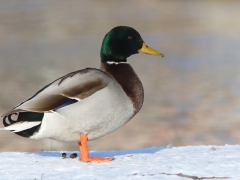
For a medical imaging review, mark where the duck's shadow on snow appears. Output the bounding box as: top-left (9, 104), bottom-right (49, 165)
top-left (27, 146), bottom-right (165, 158)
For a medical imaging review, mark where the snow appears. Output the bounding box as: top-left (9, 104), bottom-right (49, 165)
top-left (1, 145), bottom-right (240, 180)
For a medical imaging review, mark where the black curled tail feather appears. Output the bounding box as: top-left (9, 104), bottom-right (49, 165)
top-left (3, 112), bottom-right (44, 138)
top-left (3, 113), bottom-right (18, 127)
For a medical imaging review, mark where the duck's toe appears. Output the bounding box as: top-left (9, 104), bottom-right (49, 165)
top-left (79, 156), bottom-right (114, 163)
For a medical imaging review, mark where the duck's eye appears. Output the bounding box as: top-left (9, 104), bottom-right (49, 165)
top-left (128, 36), bottom-right (133, 40)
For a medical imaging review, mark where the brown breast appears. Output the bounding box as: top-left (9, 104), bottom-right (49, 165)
top-left (101, 62), bottom-right (144, 115)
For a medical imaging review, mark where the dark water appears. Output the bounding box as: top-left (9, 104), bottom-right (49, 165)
top-left (0, 0), bottom-right (240, 151)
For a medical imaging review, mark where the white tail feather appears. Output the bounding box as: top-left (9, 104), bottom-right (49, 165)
top-left (0, 121), bottom-right (41, 132)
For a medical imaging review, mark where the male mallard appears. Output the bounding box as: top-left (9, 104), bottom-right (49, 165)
top-left (1, 26), bottom-right (163, 162)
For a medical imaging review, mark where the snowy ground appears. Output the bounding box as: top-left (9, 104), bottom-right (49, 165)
top-left (1, 145), bottom-right (240, 180)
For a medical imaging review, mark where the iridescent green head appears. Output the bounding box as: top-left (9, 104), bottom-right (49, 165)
top-left (100, 26), bottom-right (163, 63)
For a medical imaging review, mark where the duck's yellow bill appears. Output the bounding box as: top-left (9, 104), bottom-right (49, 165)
top-left (138, 42), bottom-right (164, 57)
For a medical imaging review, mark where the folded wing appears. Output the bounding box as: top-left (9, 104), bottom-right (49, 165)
top-left (3, 68), bottom-right (109, 116)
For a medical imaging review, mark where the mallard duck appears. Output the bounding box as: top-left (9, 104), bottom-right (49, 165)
top-left (1, 26), bottom-right (163, 162)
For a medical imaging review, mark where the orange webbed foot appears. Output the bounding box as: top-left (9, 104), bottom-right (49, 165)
top-left (78, 134), bottom-right (114, 163)
top-left (79, 156), bottom-right (114, 163)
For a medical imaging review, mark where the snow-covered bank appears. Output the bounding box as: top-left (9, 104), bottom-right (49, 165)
top-left (0, 145), bottom-right (239, 180)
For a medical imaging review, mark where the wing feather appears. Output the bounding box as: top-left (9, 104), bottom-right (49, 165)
top-left (3, 68), bottom-right (109, 116)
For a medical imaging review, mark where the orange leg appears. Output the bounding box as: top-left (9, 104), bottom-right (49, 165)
top-left (78, 134), bottom-right (114, 163)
